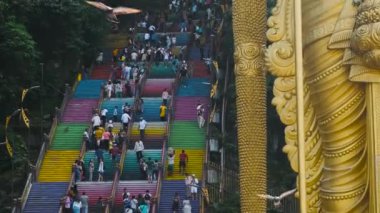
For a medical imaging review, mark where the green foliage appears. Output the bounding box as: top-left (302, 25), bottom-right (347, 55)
top-left (208, 192), bottom-right (240, 213)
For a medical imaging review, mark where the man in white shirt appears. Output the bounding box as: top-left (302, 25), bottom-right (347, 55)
top-left (100, 108), bottom-right (108, 127)
top-left (121, 112), bottom-right (132, 132)
top-left (92, 113), bottom-right (101, 129)
top-left (134, 140), bottom-right (144, 162)
top-left (162, 88), bottom-right (169, 106)
top-left (138, 117), bottom-right (147, 140)
top-left (131, 51), bottom-right (138, 61)
top-left (144, 33), bottom-right (150, 43)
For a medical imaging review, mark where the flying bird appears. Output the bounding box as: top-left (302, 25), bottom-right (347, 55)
top-left (85, 1), bottom-right (142, 24)
top-left (257, 188), bottom-right (296, 208)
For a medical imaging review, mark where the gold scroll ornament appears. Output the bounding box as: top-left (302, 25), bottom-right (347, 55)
top-left (232, 0), bottom-right (267, 211)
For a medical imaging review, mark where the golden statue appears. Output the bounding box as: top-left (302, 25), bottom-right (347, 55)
top-left (264, 0), bottom-right (380, 211)
top-left (232, 0), bottom-right (267, 212)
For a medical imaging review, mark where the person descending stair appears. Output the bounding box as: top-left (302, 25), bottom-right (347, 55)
top-left (196, 103), bottom-right (205, 128)
top-left (172, 192), bottom-right (181, 213)
top-left (101, 108), bottom-right (108, 126)
top-left (160, 102), bottom-right (167, 121)
top-left (190, 174), bottom-right (199, 200)
top-left (134, 140), bottom-right (145, 162)
top-left (98, 158), bottom-right (104, 181)
top-left (121, 111), bottom-right (132, 132)
top-left (138, 117), bottom-right (147, 140)
top-left (179, 150), bottom-right (189, 175)
top-left (162, 88), bottom-right (170, 106)
top-left (146, 157), bottom-right (154, 183)
top-left (80, 192), bottom-right (89, 213)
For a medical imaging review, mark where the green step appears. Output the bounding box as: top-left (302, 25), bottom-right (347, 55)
top-left (121, 149), bottom-right (162, 180)
top-left (82, 150), bottom-right (119, 181)
top-left (169, 121), bottom-right (205, 149)
top-left (50, 124), bottom-right (88, 150)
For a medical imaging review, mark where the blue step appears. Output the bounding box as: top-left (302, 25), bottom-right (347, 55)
top-left (176, 33), bottom-right (191, 46)
top-left (158, 180), bottom-right (200, 213)
top-left (100, 98), bottom-right (135, 121)
top-left (74, 80), bottom-right (104, 99)
top-left (24, 182), bottom-right (68, 213)
top-left (188, 46), bottom-right (210, 60)
top-left (135, 97), bottom-right (167, 122)
top-left (177, 78), bottom-right (210, 97)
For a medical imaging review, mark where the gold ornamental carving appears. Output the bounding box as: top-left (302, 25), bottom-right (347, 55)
top-left (265, 0), bottom-right (372, 212)
top-left (232, 0), bottom-right (267, 212)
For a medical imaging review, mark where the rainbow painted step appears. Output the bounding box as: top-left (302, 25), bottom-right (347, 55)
top-left (83, 149), bottom-right (119, 181)
top-left (177, 78), bottom-right (210, 97)
top-left (91, 64), bottom-right (112, 80)
top-left (24, 182), bottom-right (68, 213)
top-left (76, 181), bottom-right (113, 206)
top-left (169, 121), bottom-right (205, 149)
top-left (100, 98), bottom-right (135, 121)
top-left (74, 80), bottom-right (104, 99)
top-left (121, 149), bottom-right (162, 180)
top-left (62, 99), bottom-right (98, 123)
top-left (174, 97), bottom-right (209, 121)
top-left (114, 181), bottom-right (157, 206)
top-left (142, 79), bottom-right (174, 97)
top-left (38, 150), bottom-right (80, 182)
top-left (50, 123), bottom-right (88, 150)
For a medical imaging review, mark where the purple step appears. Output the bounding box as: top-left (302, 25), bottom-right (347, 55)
top-left (62, 99), bottom-right (98, 123)
top-left (159, 180), bottom-right (200, 212)
top-left (174, 97), bottom-right (209, 120)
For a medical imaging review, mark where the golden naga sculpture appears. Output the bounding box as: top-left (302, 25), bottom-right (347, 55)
top-left (264, 0), bottom-right (380, 211)
top-left (232, 0), bottom-right (267, 212)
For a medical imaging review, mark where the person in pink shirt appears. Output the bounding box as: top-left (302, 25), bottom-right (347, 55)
top-left (101, 130), bottom-right (112, 150)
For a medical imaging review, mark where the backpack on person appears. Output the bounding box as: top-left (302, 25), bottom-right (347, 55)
top-left (124, 198), bottom-right (131, 209)
top-left (144, 193), bottom-right (151, 201)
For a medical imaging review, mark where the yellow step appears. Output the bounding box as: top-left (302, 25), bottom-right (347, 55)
top-left (165, 149), bottom-right (204, 180)
top-left (38, 150), bottom-right (80, 182)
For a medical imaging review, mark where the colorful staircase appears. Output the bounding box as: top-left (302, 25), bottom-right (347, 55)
top-left (142, 79), bottom-right (174, 97)
top-left (174, 97), bottom-right (209, 120)
top-left (115, 181), bottom-right (157, 206)
top-left (83, 150), bottom-right (119, 181)
top-left (23, 182), bottom-right (68, 213)
top-left (74, 80), bottom-right (104, 99)
top-left (61, 99), bottom-right (98, 123)
top-left (157, 15), bottom-right (210, 213)
top-left (101, 98), bottom-right (135, 121)
top-left (149, 64), bottom-right (176, 79)
top-left (91, 64), bottom-right (112, 79)
top-left (76, 182), bottom-right (113, 206)
top-left (49, 123), bottom-right (88, 150)
top-left (135, 97), bottom-right (166, 122)
top-left (159, 180), bottom-right (200, 212)
top-left (121, 149), bottom-right (162, 180)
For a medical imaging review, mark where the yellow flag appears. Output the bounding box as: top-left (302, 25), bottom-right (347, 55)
top-left (210, 80), bottom-right (218, 98)
top-left (21, 89), bottom-right (29, 102)
top-left (4, 116), bottom-right (13, 157)
top-left (5, 138), bottom-right (13, 158)
top-left (21, 108), bottom-right (30, 128)
top-left (5, 116), bottom-right (11, 129)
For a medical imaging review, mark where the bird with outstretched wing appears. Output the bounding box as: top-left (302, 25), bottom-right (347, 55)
top-left (85, 1), bottom-right (141, 24)
top-left (257, 188), bottom-right (296, 208)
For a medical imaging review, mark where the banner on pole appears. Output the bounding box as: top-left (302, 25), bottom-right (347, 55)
top-left (21, 108), bottom-right (30, 128)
